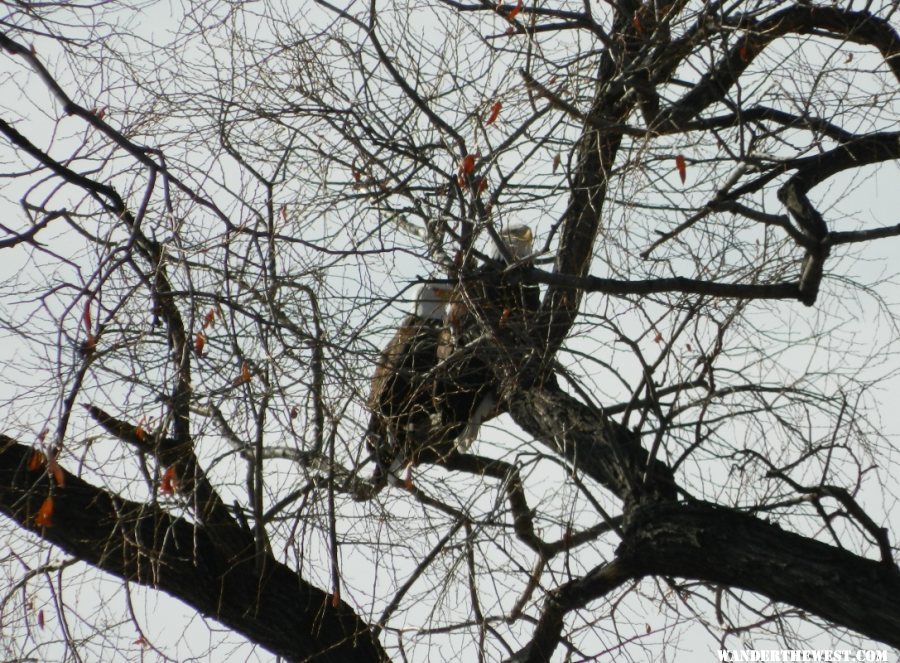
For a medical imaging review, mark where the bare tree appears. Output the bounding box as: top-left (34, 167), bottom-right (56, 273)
top-left (1, 0), bottom-right (900, 661)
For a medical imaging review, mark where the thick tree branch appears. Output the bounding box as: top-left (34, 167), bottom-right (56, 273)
top-left (619, 501), bottom-right (900, 647)
top-left (508, 384), bottom-right (677, 504)
top-left (541, 10), bottom-right (634, 353)
top-left (0, 435), bottom-right (388, 663)
top-left (662, 6), bottom-right (900, 127)
top-left (525, 267), bottom-right (801, 301)
top-left (506, 558), bottom-right (634, 663)
top-left (517, 500), bottom-right (900, 662)
top-left (778, 131), bottom-right (900, 304)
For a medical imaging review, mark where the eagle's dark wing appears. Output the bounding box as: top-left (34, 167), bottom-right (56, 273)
top-left (445, 263), bottom-right (540, 355)
top-left (434, 262), bottom-right (542, 451)
top-left (433, 323), bottom-right (496, 451)
top-left (366, 315), bottom-right (443, 480)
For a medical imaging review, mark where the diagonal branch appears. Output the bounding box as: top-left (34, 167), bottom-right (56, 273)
top-left (515, 500), bottom-right (900, 662)
top-left (661, 6), bottom-right (900, 128)
top-left (778, 131), bottom-right (900, 304)
top-left (0, 435), bottom-right (388, 663)
top-left (508, 384), bottom-right (677, 504)
top-left (506, 558), bottom-right (634, 663)
top-left (618, 501), bottom-right (900, 647)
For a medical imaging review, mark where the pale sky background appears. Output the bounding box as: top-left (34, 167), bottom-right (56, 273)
top-left (1, 2), bottom-right (899, 662)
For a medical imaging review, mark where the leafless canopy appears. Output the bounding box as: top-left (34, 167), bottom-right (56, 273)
top-left (1, 1), bottom-right (899, 661)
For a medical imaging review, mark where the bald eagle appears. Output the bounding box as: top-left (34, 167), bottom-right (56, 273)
top-left (446, 224), bottom-right (539, 329)
top-left (439, 224), bottom-right (540, 450)
top-left (364, 227), bottom-right (539, 488)
top-left (365, 283), bottom-right (452, 485)
top-left (489, 224), bottom-right (540, 315)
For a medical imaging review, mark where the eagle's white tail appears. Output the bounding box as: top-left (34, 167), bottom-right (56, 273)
top-left (456, 393), bottom-right (496, 451)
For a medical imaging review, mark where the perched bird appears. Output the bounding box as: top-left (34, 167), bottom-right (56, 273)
top-left (438, 224), bottom-right (540, 450)
top-left (494, 224), bottom-right (536, 266)
top-left (365, 283), bottom-right (452, 485)
top-left (364, 227), bottom-right (540, 489)
top-left (490, 224), bottom-right (540, 315)
top-left (444, 225), bottom-right (539, 333)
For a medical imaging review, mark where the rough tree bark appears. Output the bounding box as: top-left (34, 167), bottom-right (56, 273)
top-left (1, 0), bottom-right (899, 661)
top-left (0, 436), bottom-right (388, 663)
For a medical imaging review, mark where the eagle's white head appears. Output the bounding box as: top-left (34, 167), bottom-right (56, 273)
top-left (413, 283), bottom-right (452, 320)
top-left (493, 225), bottom-right (534, 262)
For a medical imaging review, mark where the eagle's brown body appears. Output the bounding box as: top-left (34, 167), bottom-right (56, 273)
top-left (365, 226), bottom-right (539, 485)
top-left (365, 284), bottom-right (451, 482)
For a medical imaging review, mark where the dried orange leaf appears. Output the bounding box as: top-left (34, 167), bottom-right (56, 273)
top-left (232, 361), bottom-right (252, 386)
top-left (135, 424), bottom-right (146, 441)
top-left (48, 456), bottom-right (65, 487)
top-left (202, 308), bottom-right (216, 329)
top-left (675, 154), bottom-right (687, 184)
top-left (486, 101), bottom-right (502, 125)
top-left (82, 299), bottom-right (93, 333)
top-left (34, 496), bottom-right (54, 528)
top-left (28, 450), bottom-right (46, 471)
top-left (82, 334), bottom-right (97, 355)
top-left (459, 154), bottom-right (476, 175)
top-left (160, 466), bottom-right (178, 495)
top-left (552, 153), bottom-right (561, 173)
top-left (506, 0), bottom-right (523, 21)
top-left (194, 331), bottom-right (206, 356)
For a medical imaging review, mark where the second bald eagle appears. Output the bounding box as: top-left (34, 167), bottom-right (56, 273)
top-left (365, 225), bottom-right (538, 486)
